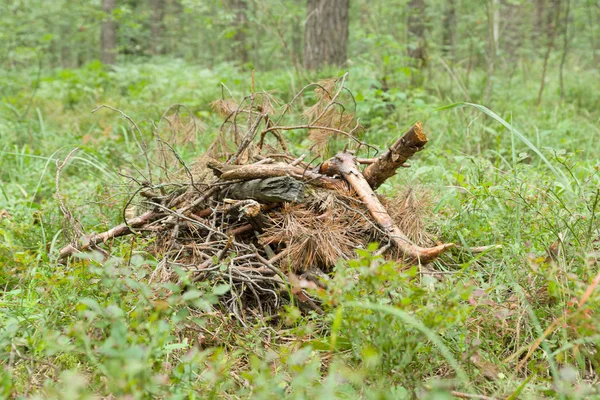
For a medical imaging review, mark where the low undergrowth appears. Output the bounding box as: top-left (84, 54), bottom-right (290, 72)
top-left (1, 60), bottom-right (600, 398)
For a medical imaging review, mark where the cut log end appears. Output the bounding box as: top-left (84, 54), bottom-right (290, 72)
top-left (412, 121), bottom-right (427, 143)
top-left (363, 122), bottom-right (429, 189)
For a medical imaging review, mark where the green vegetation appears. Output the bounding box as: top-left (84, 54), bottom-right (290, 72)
top-left (1, 0), bottom-right (600, 399)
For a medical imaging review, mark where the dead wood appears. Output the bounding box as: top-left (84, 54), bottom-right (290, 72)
top-left (362, 122), bottom-right (428, 189)
top-left (223, 176), bottom-right (305, 203)
top-left (210, 161), bottom-right (346, 190)
top-left (59, 210), bottom-right (163, 260)
top-left (321, 151), bottom-right (453, 263)
top-left (56, 75), bottom-right (463, 319)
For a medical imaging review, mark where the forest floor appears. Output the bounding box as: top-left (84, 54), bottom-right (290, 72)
top-left (1, 59), bottom-right (600, 399)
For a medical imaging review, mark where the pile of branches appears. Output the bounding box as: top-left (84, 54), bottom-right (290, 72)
top-left (58, 74), bottom-right (454, 317)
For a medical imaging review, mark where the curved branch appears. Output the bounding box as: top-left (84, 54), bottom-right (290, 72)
top-left (321, 151), bottom-right (453, 264)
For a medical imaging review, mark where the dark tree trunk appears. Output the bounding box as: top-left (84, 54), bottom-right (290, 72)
top-left (484, 0), bottom-right (500, 102)
top-left (537, 0), bottom-right (562, 105)
top-left (559, 0), bottom-right (571, 100)
top-left (101, 0), bottom-right (117, 65)
top-left (303, 0), bottom-right (349, 70)
top-left (588, 0), bottom-right (599, 64)
top-left (150, 0), bottom-right (166, 55)
top-left (533, 0), bottom-right (546, 47)
top-left (169, 0), bottom-right (185, 58)
top-left (232, 0), bottom-right (249, 63)
top-left (407, 0), bottom-right (427, 67)
top-left (442, 0), bottom-right (456, 61)
top-left (60, 25), bottom-right (72, 68)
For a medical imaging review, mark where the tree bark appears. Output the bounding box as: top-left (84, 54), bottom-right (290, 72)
top-left (559, 0), bottom-right (571, 100)
top-left (362, 122), bottom-right (428, 190)
top-left (587, 0), bottom-right (599, 65)
top-left (101, 0), bottom-right (117, 65)
top-left (229, 0), bottom-right (249, 63)
top-left (321, 152), bottom-right (453, 264)
top-left (150, 0), bottom-right (166, 55)
top-left (484, 0), bottom-right (500, 102)
top-left (208, 160), bottom-right (346, 191)
top-left (224, 177), bottom-right (305, 203)
top-left (442, 0), bottom-right (456, 61)
top-left (533, 0), bottom-right (546, 49)
top-left (537, 0), bottom-right (561, 106)
top-left (407, 0), bottom-right (427, 67)
top-left (303, 0), bottom-right (349, 70)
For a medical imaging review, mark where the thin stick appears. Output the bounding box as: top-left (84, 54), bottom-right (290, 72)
top-left (260, 124), bottom-right (377, 153)
top-left (58, 210), bottom-right (162, 260)
top-left (92, 104), bottom-right (153, 183)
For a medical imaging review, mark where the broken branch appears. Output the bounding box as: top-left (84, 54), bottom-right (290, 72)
top-left (321, 152), bottom-right (453, 263)
top-left (210, 161), bottom-right (346, 190)
top-left (362, 122), bottom-right (428, 189)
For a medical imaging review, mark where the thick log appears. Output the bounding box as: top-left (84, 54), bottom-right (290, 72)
top-left (224, 176), bottom-right (305, 203)
top-left (362, 122), bottom-right (428, 189)
top-left (321, 152), bottom-right (453, 264)
top-left (209, 161), bottom-right (346, 190)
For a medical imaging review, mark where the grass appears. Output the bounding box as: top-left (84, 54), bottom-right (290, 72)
top-left (1, 57), bottom-right (600, 399)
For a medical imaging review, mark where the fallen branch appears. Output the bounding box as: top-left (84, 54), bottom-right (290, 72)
top-left (210, 161), bottom-right (346, 190)
top-left (423, 386), bottom-right (496, 400)
top-left (55, 75), bottom-right (464, 320)
top-left (223, 176), bottom-right (305, 203)
top-left (362, 122), bottom-right (428, 189)
top-left (58, 210), bottom-right (163, 260)
top-left (321, 152), bottom-right (453, 263)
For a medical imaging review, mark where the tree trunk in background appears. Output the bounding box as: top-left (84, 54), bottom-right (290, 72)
top-left (442, 0), bottom-right (456, 61)
top-left (170, 0), bottom-right (185, 58)
top-left (101, 0), bottom-right (117, 64)
top-left (533, 0), bottom-right (546, 48)
top-left (292, 12), bottom-right (303, 67)
top-left (303, 0), bottom-right (349, 70)
top-left (586, 0), bottom-right (598, 64)
top-left (483, 0), bottom-right (500, 102)
top-left (559, 0), bottom-right (571, 100)
top-left (230, 0), bottom-right (249, 64)
top-left (150, 0), bottom-right (165, 55)
top-left (407, 0), bottom-right (427, 67)
top-left (537, 0), bottom-right (561, 105)
top-left (60, 25), bottom-right (72, 68)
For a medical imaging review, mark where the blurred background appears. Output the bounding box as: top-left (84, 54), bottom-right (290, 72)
top-left (3, 0), bottom-right (598, 100)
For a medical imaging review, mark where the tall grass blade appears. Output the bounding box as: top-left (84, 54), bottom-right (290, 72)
top-left (345, 301), bottom-right (471, 389)
top-left (436, 102), bottom-right (570, 189)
